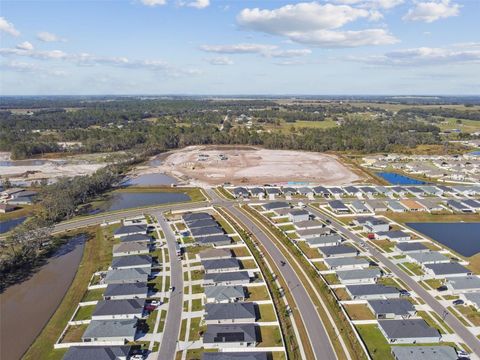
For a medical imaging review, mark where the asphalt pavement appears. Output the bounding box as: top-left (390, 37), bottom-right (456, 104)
top-left (155, 214), bottom-right (184, 360)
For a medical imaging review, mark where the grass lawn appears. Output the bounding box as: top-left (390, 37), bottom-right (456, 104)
top-left (344, 304), bottom-right (375, 321)
top-left (114, 186), bottom-right (205, 202)
top-left (191, 299), bottom-right (203, 312)
top-left (240, 259), bottom-right (257, 269)
top-left (186, 245), bottom-right (210, 257)
top-left (334, 287), bottom-right (351, 301)
top-left (356, 324), bottom-right (393, 360)
top-left (72, 305), bottom-right (95, 321)
top-left (257, 303), bottom-right (277, 322)
top-left (424, 278), bottom-right (443, 289)
top-left (81, 288), bottom-right (104, 302)
top-left (146, 310), bottom-right (158, 333)
top-left (188, 317), bottom-right (206, 341)
top-left (179, 319), bottom-right (188, 341)
top-left (323, 273), bottom-right (340, 285)
top-left (278, 224), bottom-right (295, 231)
top-left (246, 286), bottom-right (270, 301)
top-left (231, 246), bottom-right (251, 257)
top-left (191, 284), bottom-right (204, 294)
top-left (61, 324), bottom-right (88, 343)
top-left (417, 311), bottom-right (445, 334)
top-left (372, 240), bottom-right (395, 253)
top-left (457, 306), bottom-right (480, 326)
top-left (297, 241), bottom-right (321, 259)
top-left (272, 352), bottom-right (287, 360)
top-left (24, 227), bottom-right (112, 360)
top-left (314, 261), bottom-right (328, 271)
top-left (257, 326), bottom-right (283, 347)
top-left (402, 262), bottom-right (424, 276)
top-left (213, 214), bottom-right (235, 234)
top-left (190, 269), bottom-right (204, 281)
top-left (158, 310), bottom-right (167, 332)
top-left (377, 277), bottom-right (400, 288)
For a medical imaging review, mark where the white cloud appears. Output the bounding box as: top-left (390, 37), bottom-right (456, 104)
top-left (332, 0), bottom-right (404, 9)
top-left (236, 2), bottom-right (398, 47)
top-left (36, 31), bottom-right (65, 42)
top-left (200, 43), bottom-right (312, 57)
top-left (0, 46), bottom-right (200, 77)
top-left (0, 17), bottom-right (20, 37)
top-left (1, 60), bottom-right (67, 76)
top-left (403, 0), bottom-right (460, 23)
top-left (205, 56), bottom-right (234, 65)
top-left (140, 0), bottom-right (167, 6)
top-left (16, 41), bottom-right (34, 51)
top-left (180, 0), bottom-right (210, 9)
top-left (352, 45), bottom-right (480, 66)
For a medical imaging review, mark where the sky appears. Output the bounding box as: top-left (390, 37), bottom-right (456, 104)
top-left (0, 0), bottom-right (479, 95)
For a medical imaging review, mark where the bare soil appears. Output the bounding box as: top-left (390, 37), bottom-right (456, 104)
top-left (150, 146), bottom-right (360, 187)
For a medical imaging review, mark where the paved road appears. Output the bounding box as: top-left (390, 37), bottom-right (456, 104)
top-left (209, 196), bottom-right (336, 360)
top-left (155, 214), bottom-right (184, 360)
top-left (308, 205), bottom-right (480, 357)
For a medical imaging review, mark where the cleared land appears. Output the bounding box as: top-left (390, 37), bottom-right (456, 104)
top-left (153, 146), bottom-right (360, 186)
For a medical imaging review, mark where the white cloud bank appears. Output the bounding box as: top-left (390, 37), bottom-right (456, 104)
top-left (403, 0), bottom-right (460, 23)
top-left (37, 31), bottom-right (65, 42)
top-left (205, 56), bottom-right (234, 65)
top-left (140, 0), bottom-right (167, 6)
top-left (200, 43), bottom-right (312, 58)
top-left (236, 2), bottom-right (398, 47)
top-left (0, 17), bottom-right (20, 36)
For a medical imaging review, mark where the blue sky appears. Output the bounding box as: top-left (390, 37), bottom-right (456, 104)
top-left (0, 0), bottom-right (479, 95)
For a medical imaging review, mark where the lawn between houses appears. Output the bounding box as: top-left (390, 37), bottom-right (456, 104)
top-left (23, 225), bottom-right (113, 360)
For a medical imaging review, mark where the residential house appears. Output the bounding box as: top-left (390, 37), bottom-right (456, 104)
top-left (424, 263), bottom-right (472, 278)
top-left (110, 255), bottom-right (152, 270)
top-left (350, 200), bottom-right (370, 214)
top-left (343, 186), bottom-right (362, 197)
top-left (378, 319), bottom-right (441, 344)
top-left (336, 268), bottom-right (381, 285)
top-left (92, 299), bottom-right (145, 320)
top-left (462, 199), bottom-right (480, 212)
top-left (297, 227), bottom-right (331, 240)
top-left (386, 200), bottom-right (407, 213)
top-left (306, 234), bottom-right (343, 248)
top-left (232, 187), bottom-right (250, 198)
top-left (205, 286), bottom-right (245, 304)
top-left (119, 234), bottom-right (151, 243)
top-left (294, 219), bottom-right (324, 230)
top-left (446, 200), bottom-right (473, 213)
top-left (203, 324), bottom-right (257, 349)
top-left (62, 346), bottom-right (131, 360)
top-left (346, 284), bottom-right (401, 300)
top-left (113, 225), bottom-right (147, 239)
top-left (406, 251), bottom-right (450, 266)
top-left (324, 257), bottom-right (369, 270)
top-left (202, 258), bottom-right (241, 274)
top-left (204, 271), bottom-right (251, 287)
top-left (328, 200), bottom-right (350, 214)
top-left (445, 276), bottom-right (480, 294)
top-left (262, 202), bottom-right (290, 212)
top-left (198, 234), bottom-right (232, 247)
top-left (183, 212), bottom-right (212, 223)
top-left (395, 242), bottom-right (429, 254)
top-left (103, 283), bottom-right (148, 300)
top-left (365, 200), bottom-right (387, 213)
top-left (367, 299), bottom-right (416, 319)
top-left (288, 209), bottom-right (310, 223)
top-left (187, 218), bottom-right (219, 229)
top-left (199, 248), bottom-right (232, 261)
top-left (391, 346), bottom-right (458, 360)
top-left (104, 268), bottom-right (149, 284)
top-left (319, 245), bottom-right (358, 258)
top-left (364, 218), bottom-right (390, 233)
top-left (82, 319), bottom-right (138, 343)
top-left (461, 293), bottom-right (480, 311)
top-left (376, 231), bottom-right (411, 242)
top-left (205, 302), bottom-right (256, 324)
top-left (399, 199), bottom-right (427, 212)
top-left (112, 242), bottom-right (150, 257)
top-left (190, 226), bottom-right (224, 238)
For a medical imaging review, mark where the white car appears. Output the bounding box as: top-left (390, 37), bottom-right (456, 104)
top-left (150, 300), bottom-right (162, 306)
top-left (130, 355), bottom-right (144, 360)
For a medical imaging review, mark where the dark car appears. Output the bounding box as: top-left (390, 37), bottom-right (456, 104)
top-left (453, 299), bottom-right (464, 306)
top-left (437, 285), bottom-right (448, 292)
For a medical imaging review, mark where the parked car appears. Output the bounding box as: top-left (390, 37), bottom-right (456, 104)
top-left (437, 285), bottom-right (448, 292)
top-left (399, 290), bottom-right (411, 297)
top-left (453, 299), bottom-right (464, 306)
top-left (367, 233), bottom-right (375, 240)
top-left (145, 305), bottom-right (156, 312)
top-left (131, 355), bottom-right (144, 360)
top-left (150, 300), bottom-right (162, 306)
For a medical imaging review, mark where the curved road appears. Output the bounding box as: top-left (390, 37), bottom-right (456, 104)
top-left (308, 205), bottom-right (480, 357)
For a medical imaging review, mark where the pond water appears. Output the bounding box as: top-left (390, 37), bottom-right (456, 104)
top-left (377, 172), bottom-right (426, 185)
top-left (407, 222), bottom-right (480, 257)
top-left (103, 191), bottom-right (190, 212)
top-left (122, 173), bottom-right (177, 186)
top-left (0, 235), bottom-right (86, 360)
top-left (0, 216), bottom-right (27, 234)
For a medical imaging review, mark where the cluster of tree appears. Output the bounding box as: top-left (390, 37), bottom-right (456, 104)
top-left (397, 107), bottom-right (480, 121)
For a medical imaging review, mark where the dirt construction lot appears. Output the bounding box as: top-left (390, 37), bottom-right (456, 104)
top-left (153, 146), bottom-right (361, 186)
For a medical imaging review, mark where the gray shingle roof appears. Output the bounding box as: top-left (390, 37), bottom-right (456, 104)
top-left (306, 234), bottom-right (342, 246)
top-left (368, 299), bottom-right (415, 316)
top-left (190, 226), bottom-right (224, 237)
top-left (205, 302), bottom-right (256, 321)
top-left (346, 284), bottom-right (399, 297)
top-left (204, 271), bottom-right (250, 284)
top-left (93, 299), bottom-right (145, 317)
top-left (187, 218), bottom-right (219, 229)
top-left (446, 276), bottom-right (480, 290)
top-left (324, 257), bottom-right (369, 268)
top-left (396, 242), bottom-right (428, 252)
top-left (62, 346), bottom-right (131, 360)
top-left (378, 319), bottom-right (440, 340)
top-left (203, 324), bottom-right (257, 344)
top-left (104, 283), bottom-right (148, 298)
top-left (202, 258), bottom-right (241, 271)
top-left (263, 201), bottom-right (290, 211)
top-left (114, 225), bottom-right (147, 236)
top-left (204, 286), bottom-right (245, 302)
top-left (104, 268), bottom-right (149, 284)
top-left (183, 212), bottom-right (212, 223)
top-left (198, 234), bottom-right (232, 246)
top-left (425, 262), bottom-right (471, 275)
top-left (336, 269), bottom-right (381, 281)
top-left (391, 346), bottom-right (457, 360)
top-left (82, 319), bottom-right (138, 339)
top-left (119, 234), bottom-right (151, 243)
top-left (408, 251), bottom-right (449, 264)
top-left (376, 230), bottom-right (410, 239)
top-left (111, 255), bottom-right (152, 269)
top-left (319, 245), bottom-right (358, 257)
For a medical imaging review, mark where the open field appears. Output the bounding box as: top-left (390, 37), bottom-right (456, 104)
top-left (153, 145), bottom-right (361, 186)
